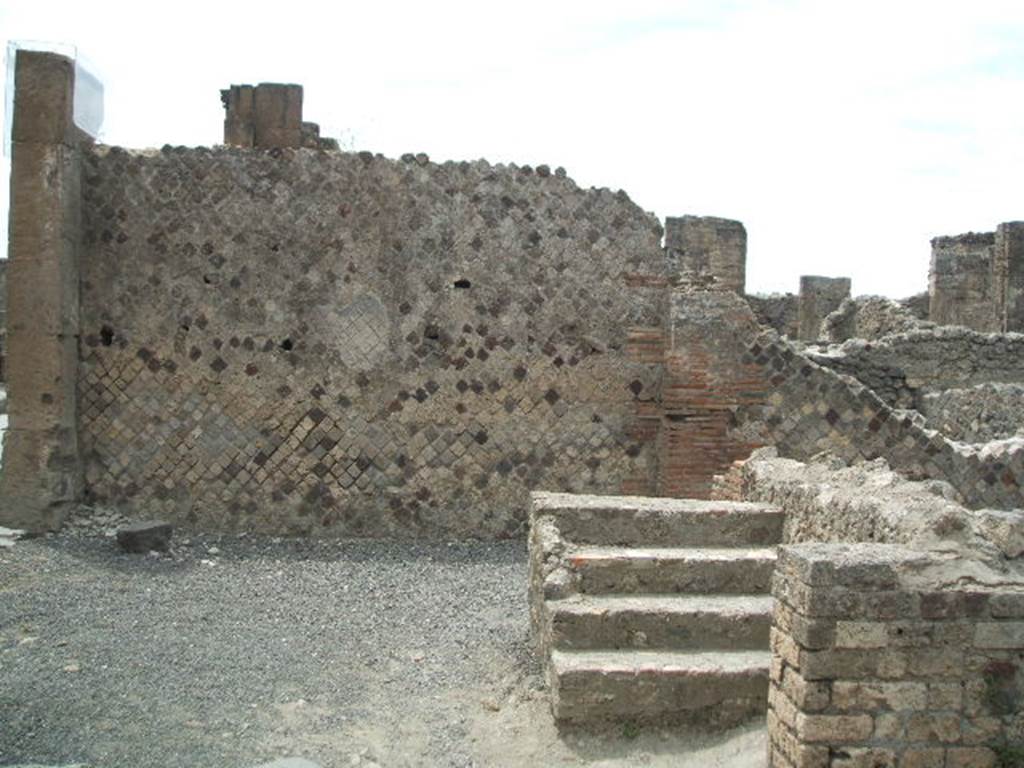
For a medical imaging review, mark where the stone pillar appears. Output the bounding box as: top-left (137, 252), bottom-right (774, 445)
top-left (797, 275), bottom-right (850, 341)
top-left (928, 232), bottom-right (997, 332)
top-left (0, 51), bottom-right (93, 531)
top-left (769, 543), bottom-right (1023, 768)
top-left (0, 259), bottom-right (7, 382)
top-left (222, 83), bottom-right (304, 149)
top-left (664, 215), bottom-right (747, 293)
top-left (994, 221), bottom-right (1024, 333)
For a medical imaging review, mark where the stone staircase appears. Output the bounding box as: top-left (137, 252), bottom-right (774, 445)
top-left (529, 492), bottom-right (783, 726)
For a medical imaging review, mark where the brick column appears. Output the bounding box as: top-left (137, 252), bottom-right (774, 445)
top-left (769, 543), bottom-right (1024, 768)
top-left (0, 51), bottom-right (93, 530)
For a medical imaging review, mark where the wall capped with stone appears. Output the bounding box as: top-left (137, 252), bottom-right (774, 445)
top-left (78, 146), bottom-right (668, 537)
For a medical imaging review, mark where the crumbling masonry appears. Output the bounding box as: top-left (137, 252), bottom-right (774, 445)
top-left (3, 49), bottom-right (1023, 765)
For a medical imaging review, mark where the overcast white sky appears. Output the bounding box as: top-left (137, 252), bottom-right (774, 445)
top-left (2, 0), bottom-right (1023, 297)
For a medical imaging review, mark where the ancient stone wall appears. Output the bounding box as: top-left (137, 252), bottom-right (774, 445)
top-left (78, 146), bottom-right (668, 536)
top-left (662, 288), bottom-right (1023, 509)
top-left (769, 543), bottom-right (1024, 768)
top-left (899, 291), bottom-right (930, 322)
top-left (664, 215), bottom-right (746, 293)
top-left (806, 328), bottom-right (1024, 411)
top-left (821, 295), bottom-right (927, 343)
top-left (995, 222), bottom-right (1024, 333)
top-left (746, 292), bottom-right (798, 338)
top-left (725, 452), bottom-right (1024, 767)
top-left (921, 383), bottom-right (1024, 443)
top-left (797, 275), bottom-right (850, 341)
top-left (929, 232), bottom-right (997, 332)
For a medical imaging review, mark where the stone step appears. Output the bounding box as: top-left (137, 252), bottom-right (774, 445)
top-left (546, 593), bottom-right (773, 651)
top-left (550, 648), bottom-right (770, 724)
top-left (568, 546), bottom-right (776, 595)
top-left (531, 492), bottom-right (783, 547)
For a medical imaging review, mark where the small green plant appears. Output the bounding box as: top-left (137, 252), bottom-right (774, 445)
top-left (992, 741), bottom-right (1024, 768)
top-left (621, 720), bottom-right (640, 740)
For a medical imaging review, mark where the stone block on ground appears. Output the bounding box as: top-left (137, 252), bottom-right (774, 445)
top-left (116, 520), bottom-right (172, 553)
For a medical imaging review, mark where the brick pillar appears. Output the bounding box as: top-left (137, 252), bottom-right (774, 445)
top-left (769, 543), bottom-right (1022, 768)
top-left (797, 275), bottom-right (850, 342)
top-left (661, 289), bottom-right (767, 498)
top-left (0, 51), bottom-right (93, 530)
top-left (665, 216), bottom-right (747, 293)
top-left (994, 221), bottom-right (1024, 333)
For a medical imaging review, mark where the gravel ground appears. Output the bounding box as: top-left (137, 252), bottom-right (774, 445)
top-left (0, 512), bottom-right (766, 768)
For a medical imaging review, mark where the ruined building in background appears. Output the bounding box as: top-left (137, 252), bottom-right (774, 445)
top-left (2, 48), bottom-right (1023, 765)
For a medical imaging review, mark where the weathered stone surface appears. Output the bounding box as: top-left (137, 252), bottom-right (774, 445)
top-left (79, 147), bottom-right (667, 537)
top-left (821, 295), bottom-right (927, 343)
top-left (548, 593), bottom-right (773, 651)
top-left (570, 546), bottom-right (776, 595)
top-left (0, 49), bottom-right (89, 533)
top-left (921, 383), bottom-right (1024, 443)
top-left (973, 509), bottom-right (1024, 559)
top-left (807, 326), bottom-right (1024, 412)
top-left (930, 231), bottom-right (998, 332)
top-left (251, 759), bottom-right (322, 768)
top-left (550, 648), bottom-right (769, 723)
top-left (530, 492), bottom-right (784, 547)
top-left (530, 491), bottom-right (781, 725)
top-left (746, 292), bottom-right (798, 337)
top-left (797, 275), bottom-right (850, 341)
top-left (665, 215), bottom-right (746, 293)
top-left (116, 520), bottom-right (172, 553)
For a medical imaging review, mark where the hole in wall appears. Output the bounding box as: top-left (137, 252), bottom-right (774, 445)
top-left (453, 279), bottom-right (471, 289)
top-left (279, 338), bottom-right (294, 351)
top-left (99, 325), bottom-right (114, 346)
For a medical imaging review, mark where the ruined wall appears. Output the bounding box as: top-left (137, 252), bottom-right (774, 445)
top-left (929, 233), bottom-right (997, 332)
top-left (661, 289), bottom-right (1023, 509)
top-left (797, 275), bottom-right (850, 341)
top-left (78, 146), bottom-right (668, 536)
top-left (899, 291), bottom-right (930, 322)
top-left (921, 384), bottom-right (1024, 443)
top-left (746, 292), bottom-right (798, 338)
top-left (821, 295), bottom-right (927, 343)
top-left (664, 216), bottom-right (746, 293)
top-left (995, 222), bottom-right (1024, 333)
top-left (770, 544), bottom-right (1024, 768)
top-left (807, 328), bottom-right (1024, 411)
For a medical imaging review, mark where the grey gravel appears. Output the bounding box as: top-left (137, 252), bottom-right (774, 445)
top-left (1, 525), bottom-right (529, 768)
top-left (0, 518), bottom-right (766, 768)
